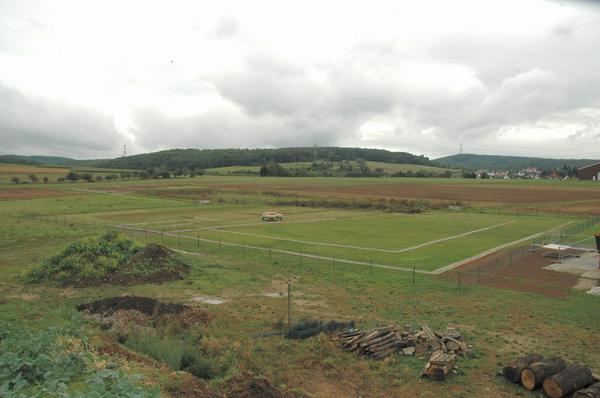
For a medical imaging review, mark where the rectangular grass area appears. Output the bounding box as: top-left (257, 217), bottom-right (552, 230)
top-left (88, 203), bottom-right (578, 272)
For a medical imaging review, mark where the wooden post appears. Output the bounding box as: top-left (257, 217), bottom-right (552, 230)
top-left (161, 232), bottom-right (164, 242)
top-left (243, 243), bottom-right (245, 257)
top-left (287, 280), bottom-right (291, 335)
top-left (478, 265), bottom-right (481, 283)
top-left (369, 260), bottom-right (373, 278)
top-left (178, 232), bottom-right (181, 246)
top-left (197, 235), bottom-right (199, 248)
top-left (458, 272), bottom-right (461, 294)
top-left (412, 265), bottom-right (416, 284)
top-left (219, 238), bottom-right (221, 250)
top-left (269, 245), bottom-right (272, 262)
top-left (144, 227), bottom-right (147, 238)
top-left (299, 250), bottom-right (302, 266)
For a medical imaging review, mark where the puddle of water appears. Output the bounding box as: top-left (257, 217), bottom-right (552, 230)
top-left (191, 295), bottom-right (227, 305)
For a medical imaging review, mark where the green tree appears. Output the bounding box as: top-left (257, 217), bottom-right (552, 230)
top-left (28, 174), bottom-right (39, 182)
top-left (11, 176), bottom-right (20, 184)
top-left (65, 172), bottom-right (80, 182)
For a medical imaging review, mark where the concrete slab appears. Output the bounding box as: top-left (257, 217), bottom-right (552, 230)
top-left (544, 252), bottom-right (599, 275)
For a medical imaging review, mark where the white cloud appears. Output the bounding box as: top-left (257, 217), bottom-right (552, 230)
top-left (0, 0), bottom-right (600, 159)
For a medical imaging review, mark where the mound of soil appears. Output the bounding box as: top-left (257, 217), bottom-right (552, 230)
top-left (77, 296), bottom-right (211, 325)
top-left (111, 243), bottom-right (190, 285)
top-left (226, 373), bottom-right (287, 398)
top-left (77, 296), bottom-right (187, 316)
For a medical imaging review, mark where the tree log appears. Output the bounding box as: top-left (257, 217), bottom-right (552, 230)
top-left (574, 382), bottom-right (600, 398)
top-left (521, 358), bottom-right (567, 390)
top-left (543, 363), bottom-right (593, 398)
top-left (503, 353), bottom-right (545, 383)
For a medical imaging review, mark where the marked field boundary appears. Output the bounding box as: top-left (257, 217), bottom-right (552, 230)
top-left (204, 220), bottom-right (516, 254)
top-left (431, 221), bottom-right (575, 274)
top-left (115, 220), bottom-right (574, 276)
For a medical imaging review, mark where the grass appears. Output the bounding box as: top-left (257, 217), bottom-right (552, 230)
top-left (1, 176), bottom-right (600, 396)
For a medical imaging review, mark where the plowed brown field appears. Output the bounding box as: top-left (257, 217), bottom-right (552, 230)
top-left (209, 182), bottom-right (600, 204)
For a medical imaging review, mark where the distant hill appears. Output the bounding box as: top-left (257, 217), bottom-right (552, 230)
top-left (435, 154), bottom-right (596, 171)
top-left (0, 155), bottom-right (95, 167)
top-left (93, 147), bottom-right (433, 170)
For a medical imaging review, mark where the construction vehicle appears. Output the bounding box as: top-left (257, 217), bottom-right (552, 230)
top-left (262, 211), bottom-right (283, 221)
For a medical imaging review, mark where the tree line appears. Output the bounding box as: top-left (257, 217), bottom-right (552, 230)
top-left (94, 147), bottom-right (433, 170)
top-left (9, 167), bottom-right (206, 184)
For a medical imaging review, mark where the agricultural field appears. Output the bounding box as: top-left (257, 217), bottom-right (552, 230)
top-left (1, 175), bottom-right (599, 397)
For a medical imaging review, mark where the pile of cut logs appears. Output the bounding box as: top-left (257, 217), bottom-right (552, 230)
top-left (336, 324), bottom-right (473, 381)
top-left (503, 354), bottom-right (600, 398)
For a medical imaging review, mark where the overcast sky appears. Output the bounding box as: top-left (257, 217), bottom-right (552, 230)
top-left (1, 0), bottom-right (600, 160)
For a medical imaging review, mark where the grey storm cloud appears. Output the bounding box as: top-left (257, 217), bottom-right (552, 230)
top-left (0, 81), bottom-right (121, 157)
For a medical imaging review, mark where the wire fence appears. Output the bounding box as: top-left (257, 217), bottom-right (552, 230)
top-left (16, 212), bottom-right (599, 298)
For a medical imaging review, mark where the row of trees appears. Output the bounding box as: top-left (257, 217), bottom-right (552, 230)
top-left (9, 166), bottom-right (206, 184)
top-left (258, 160), bottom-right (453, 178)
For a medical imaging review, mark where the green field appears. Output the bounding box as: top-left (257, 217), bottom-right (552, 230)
top-left (206, 161), bottom-right (457, 175)
top-left (1, 176), bottom-right (599, 397)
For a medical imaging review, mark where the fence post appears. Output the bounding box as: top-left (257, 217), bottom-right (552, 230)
top-left (269, 245), bottom-right (272, 262)
top-left (412, 265), bottom-right (415, 284)
top-left (161, 232), bottom-right (164, 242)
top-left (197, 235), bottom-right (199, 248)
top-left (287, 280), bottom-right (292, 335)
top-left (144, 227), bottom-right (147, 238)
top-left (178, 232), bottom-right (181, 246)
top-left (458, 271), bottom-right (462, 294)
top-left (299, 250), bottom-right (302, 266)
top-left (478, 265), bottom-right (481, 283)
top-left (369, 260), bottom-right (373, 278)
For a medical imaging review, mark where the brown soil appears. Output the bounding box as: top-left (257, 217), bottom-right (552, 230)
top-left (167, 372), bottom-right (221, 398)
top-left (0, 188), bottom-right (81, 200)
top-left (77, 295), bottom-right (210, 325)
top-left (208, 182), bottom-right (600, 204)
top-left (226, 372), bottom-right (290, 398)
top-left (443, 248), bottom-right (578, 298)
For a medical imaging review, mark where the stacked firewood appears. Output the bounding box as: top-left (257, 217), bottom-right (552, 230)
top-left (336, 324), bottom-right (473, 380)
top-left (503, 354), bottom-right (600, 398)
top-left (337, 327), bottom-right (399, 360)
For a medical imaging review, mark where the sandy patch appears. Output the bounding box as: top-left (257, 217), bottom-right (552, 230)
top-left (190, 295), bottom-right (228, 305)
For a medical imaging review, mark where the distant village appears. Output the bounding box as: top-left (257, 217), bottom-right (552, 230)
top-left (472, 165), bottom-right (582, 180)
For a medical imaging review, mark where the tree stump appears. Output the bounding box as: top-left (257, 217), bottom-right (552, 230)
top-left (521, 357), bottom-right (567, 390)
top-left (543, 363), bottom-right (593, 398)
top-left (503, 353), bottom-right (545, 383)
